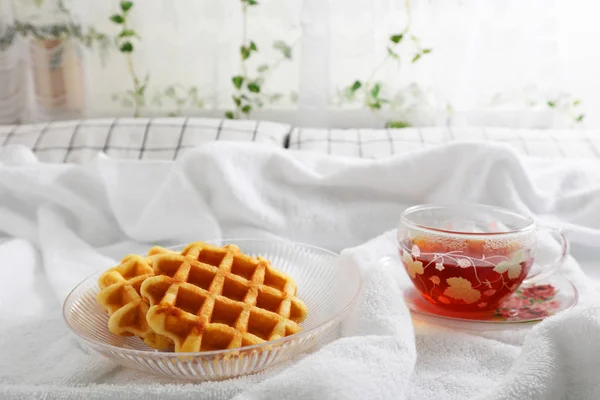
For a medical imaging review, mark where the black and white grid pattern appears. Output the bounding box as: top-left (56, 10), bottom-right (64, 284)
top-left (0, 117), bottom-right (291, 163)
top-left (2, 119), bottom-right (599, 162)
top-left (288, 127), bottom-right (600, 159)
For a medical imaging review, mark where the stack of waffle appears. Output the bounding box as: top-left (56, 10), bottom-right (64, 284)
top-left (96, 242), bottom-right (308, 352)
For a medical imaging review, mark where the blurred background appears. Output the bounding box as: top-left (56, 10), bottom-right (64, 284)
top-left (0, 0), bottom-right (598, 129)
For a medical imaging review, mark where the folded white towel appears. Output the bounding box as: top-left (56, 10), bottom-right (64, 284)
top-left (0, 141), bottom-right (599, 399)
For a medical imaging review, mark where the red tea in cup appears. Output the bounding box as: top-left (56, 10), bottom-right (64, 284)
top-left (397, 205), bottom-right (567, 311)
top-left (399, 238), bottom-right (534, 311)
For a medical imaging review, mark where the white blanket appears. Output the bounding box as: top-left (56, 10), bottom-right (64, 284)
top-left (1, 141), bottom-right (600, 400)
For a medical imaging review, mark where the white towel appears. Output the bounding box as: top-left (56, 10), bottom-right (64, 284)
top-left (0, 141), bottom-right (599, 399)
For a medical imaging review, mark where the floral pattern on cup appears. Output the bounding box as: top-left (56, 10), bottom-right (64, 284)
top-left (443, 277), bottom-right (481, 304)
top-left (401, 249), bottom-right (424, 279)
top-left (399, 243), bottom-right (534, 311)
top-left (492, 249), bottom-right (527, 280)
top-left (495, 284), bottom-right (560, 320)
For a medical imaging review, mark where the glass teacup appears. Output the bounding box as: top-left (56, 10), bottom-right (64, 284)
top-left (397, 204), bottom-right (568, 311)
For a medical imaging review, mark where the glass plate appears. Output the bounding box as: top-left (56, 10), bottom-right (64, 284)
top-left (63, 239), bottom-right (362, 380)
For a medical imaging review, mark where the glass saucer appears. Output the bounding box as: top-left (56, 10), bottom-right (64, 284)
top-left (380, 256), bottom-right (578, 331)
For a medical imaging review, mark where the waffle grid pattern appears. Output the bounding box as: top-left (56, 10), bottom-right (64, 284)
top-left (141, 243), bottom-right (306, 353)
top-left (96, 254), bottom-right (172, 350)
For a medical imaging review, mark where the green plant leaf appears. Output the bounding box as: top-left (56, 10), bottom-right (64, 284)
top-left (247, 82), bottom-right (261, 93)
top-left (233, 96), bottom-right (242, 107)
top-left (225, 111), bottom-right (235, 119)
top-left (232, 75), bottom-right (244, 89)
top-left (249, 41), bottom-right (257, 51)
top-left (165, 87), bottom-right (176, 97)
top-left (369, 102), bottom-right (382, 110)
top-left (120, 42), bottom-right (133, 52)
top-left (547, 101), bottom-right (555, 108)
top-left (411, 53), bottom-right (421, 63)
top-left (273, 40), bottom-right (292, 59)
top-left (120, 1), bottom-right (133, 12)
top-left (576, 114), bottom-right (585, 122)
top-left (241, 46), bottom-right (250, 60)
top-left (350, 80), bottom-right (362, 92)
top-left (110, 14), bottom-right (125, 24)
top-left (573, 99), bottom-right (581, 106)
top-left (385, 120), bottom-right (411, 129)
top-left (241, 105), bottom-right (252, 114)
top-left (247, 0), bottom-right (259, 4)
top-left (119, 29), bottom-right (136, 38)
top-left (188, 87), bottom-right (198, 97)
top-left (390, 34), bottom-right (403, 44)
top-left (371, 83), bottom-right (381, 99)
top-left (422, 48), bottom-right (432, 54)
top-left (257, 64), bottom-right (269, 73)
top-left (269, 93), bottom-right (283, 103)
top-left (387, 47), bottom-right (399, 60)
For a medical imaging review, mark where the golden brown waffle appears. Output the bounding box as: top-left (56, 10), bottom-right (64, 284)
top-left (140, 242), bottom-right (308, 353)
top-left (96, 246), bottom-right (174, 350)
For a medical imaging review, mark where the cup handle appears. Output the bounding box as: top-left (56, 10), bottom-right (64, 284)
top-left (523, 227), bottom-right (569, 284)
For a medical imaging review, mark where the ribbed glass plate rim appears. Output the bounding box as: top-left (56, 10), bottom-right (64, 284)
top-left (62, 238), bottom-right (362, 358)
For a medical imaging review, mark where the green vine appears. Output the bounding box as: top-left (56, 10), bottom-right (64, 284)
top-left (489, 88), bottom-right (586, 127)
top-left (546, 97), bottom-right (585, 124)
top-left (225, 0), bottom-right (293, 119)
top-left (339, 0), bottom-right (432, 128)
top-left (0, 0), bottom-right (110, 52)
top-left (109, 1), bottom-right (206, 117)
top-left (0, 22), bottom-right (110, 51)
top-left (109, 1), bottom-right (148, 118)
top-left (152, 85), bottom-right (205, 117)
top-left (4, 0), bottom-right (585, 127)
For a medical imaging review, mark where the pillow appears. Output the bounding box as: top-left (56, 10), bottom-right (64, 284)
top-left (0, 117), bottom-right (291, 163)
top-left (287, 127), bottom-right (600, 159)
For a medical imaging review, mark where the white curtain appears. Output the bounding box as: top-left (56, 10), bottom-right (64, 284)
top-left (1, 0), bottom-right (599, 129)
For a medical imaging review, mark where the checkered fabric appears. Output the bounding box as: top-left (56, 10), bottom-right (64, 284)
top-left (2, 120), bottom-right (599, 162)
top-left (287, 127), bottom-right (600, 159)
top-left (0, 117), bottom-right (291, 163)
